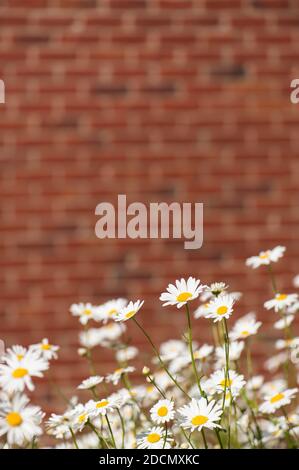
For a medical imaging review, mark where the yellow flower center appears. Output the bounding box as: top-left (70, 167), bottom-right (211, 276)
top-left (217, 306), bottom-right (228, 316)
top-left (146, 385), bottom-right (154, 393)
top-left (41, 343), bottom-right (51, 350)
top-left (270, 393), bottom-right (285, 403)
top-left (259, 252), bottom-right (269, 259)
top-left (6, 412), bottom-right (23, 427)
top-left (241, 330), bottom-right (249, 336)
top-left (147, 433), bottom-right (161, 443)
top-left (115, 368), bottom-right (123, 374)
top-left (125, 310), bottom-right (136, 319)
top-left (16, 354), bottom-right (24, 361)
top-left (78, 413), bottom-right (87, 423)
top-left (191, 415), bottom-right (208, 426)
top-left (96, 400), bottom-right (109, 408)
top-left (157, 406), bottom-right (168, 417)
top-left (220, 378), bottom-right (232, 388)
top-left (176, 292), bottom-right (192, 302)
top-left (276, 294), bottom-right (287, 301)
top-left (108, 309), bottom-right (117, 317)
top-left (12, 368), bottom-right (28, 378)
top-left (84, 309), bottom-right (92, 316)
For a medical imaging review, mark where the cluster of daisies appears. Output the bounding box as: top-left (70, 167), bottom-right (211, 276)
top-left (1, 245), bottom-right (299, 449)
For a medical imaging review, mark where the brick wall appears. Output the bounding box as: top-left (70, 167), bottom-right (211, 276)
top-left (1, 0), bottom-right (299, 409)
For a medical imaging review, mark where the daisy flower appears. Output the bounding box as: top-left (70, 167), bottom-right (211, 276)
top-left (178, 398), bottom-right (222, 432)
top-left (79, 324), bottom-right (125, 349)
top-left (194, 302), bottom-right (212, 319)
top-left (264, 352), bottom-right (288, 372)
top-left (69, 403), bottom-right (89, 432)
top-left (160, 277), bottom-right (206, 309)
top-left (46, 411), bottom-right (74, 439)
top-left (205, 295), bottom-right (235, 322)
top-left (70, 302), bottom-right (99, 325)
top-left (116, 346), bottom-right (138, 363)
top-left (150, 399), bottom-right (175, 424)
top-left (95, 298), bottom-right (128, 323)
top-left (4, 345), bottom-right (27, 362)
top-left (137, 426), bottom-right (172, 449)
top-left (114, 300), bottom-right (144, 322)
top-left (193, 344), bottom-right (214, 362)
top-left (207, 369), bottom-right (246, 396)
top-left (78, 376), bottom-right (104, 390)
top-left (0, 394), bottom-right (44, 446)
top-left (274, 315), bottom-right (294, 330)
top-left (85, 395), bottom-right (121, 418)
top-left (105, 366), bottom-right (135, 385)
top-left (230, 313), bottom-right (262, 341)
top-left (206, 282), bottom-right (229, 297)
top-left (159, 340), bottom-right (188, 361)
top-left (259, 388), bottom-right (298, 414)
top-left (275, 337), bottom-right (299, 350)
top-left (247, 375), bottom-right (264, 392)
top-left (246, 246), bottom-right (286, 269)
top-left (0, 350), bottom-right (49, 393)
top-left (29, 338), bottom-right (59, 360)
top-left (264, 293), bottom-right (298, 312)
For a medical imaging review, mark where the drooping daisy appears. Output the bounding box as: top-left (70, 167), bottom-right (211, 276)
top-left (105, 366), bottom-right (135, 385)
top-left (274, 315), bottom-right (294, 330)
top-left (137, 426), bottom-right (172, 449)
top-left (178, 398), bottom-right (222, 432)
top-left (259, 388), bottom-right (298, 414)
top-left (29, 338), bottom-right (59, 360)
top-left (0, 350), bottom-right (49, 393)
top-left (70, 302), bottom-right (100, 325)
top-left (160, 277), bottom-right (206, 309)
top-left (85, 395), bottom-right (121, 418)
top-left (246, 246), bottom-right (286, 269)
top-left (95, 298), bottom-right (128, 323)
top-left (276, 337), bottom-right (299, 350)
top-left (116, 346), bottom-right (138, 363)
top-left (230, 313), bottom-right (262, 341)
top-left (264, 293), bottom-right (298, 312)
top-left (0, 394), bottom-right (44, 446)
top-left (78, 376), bottom-right (104, 390)
top-left (150, 399), bottom-right (175, 424)
top-left (207, 369), bottom-right (246, 396)
top-left (114, 300), bottom-right (144, 322)
top-left (205, 295), bottom-right (235, 322)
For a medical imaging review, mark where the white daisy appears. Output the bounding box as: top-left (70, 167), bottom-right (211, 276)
top-left (159, 340), bottom-right (188, 361)
top-left (78, 376), bottom-right (104, 390)
top-left (85, 396), bottom-right (121, 418)
top-left (230, 313), bottom-right (262, 341)
top-left (264, 293), bottom-right (298, 312)
top-left (137, 426), bottom-right (172, 449)
top-left (274, 315), bottom-right (294, 330)
top-left (160, 277), bottom-right (206, 309)
top-left (275, 337), bottom-right (299, 350)
top-left (264, 352), bottom-right (288, 372)
top-left (286, 301), bottom-right (299, 314)
top-left (68, 403), bottom-right (89, 432)
top-left (79, 324), bottom-right (125, 349)
top-left (150, 399), bottom-right (175, 424)
top-left (193, 344), bottom-right (214, 362)
top-left (178, 397), bottom-right (222, 432)
top-left (70, 302), bottom-right (99, 325)
top-left (259, 388), bottom-right (298, 414)
top-left (246, 246), bottom-right (286, 269)
top-left (206, 282), bottom-right (229, 297)
top-left (114, 300), bottom-right (144, 322)
top-left (105, 366), bottom-right (135, 385)
top-left (205, 295), bottom-right (235, 322)
top-left (0, 349), bottom-right (49, 393)
top-left (261, 379), bottom-right (286, 396)
top-left (247, 375), bottom-right (264, 392)
top-left (95, 298), bottom-right (128, 323)
top-left (194, 302), bottom-right (211, 319)
top-left (29, 338), bottom-right (59, 360)
top-left (0, 394), bottom-right (44, 446)
top-left (207, 369), bottom-right (246, 396)
top-left (116, 346), bottom-right (138, 363)
top-left (46, 411), bottom-right (74, 439)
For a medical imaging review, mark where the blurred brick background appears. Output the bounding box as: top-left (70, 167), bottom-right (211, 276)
top-left (1, 0), bottom-right (299, 409)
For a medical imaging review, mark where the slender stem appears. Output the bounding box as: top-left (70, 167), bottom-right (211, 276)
top-left (185, 303), bottom-right (205, 398)
top-left (69, 427), bottom-right (79, 449)
top-left (267, 264), bottom-right (278, 294)
top-left (106, 415), bottom-right (116, 449)
top-left (133, 317), bottom-right (190, 398)
top-left (87, 420), bottom-right (110, 449)
top-left (116, 409), bottom-right (126, 449)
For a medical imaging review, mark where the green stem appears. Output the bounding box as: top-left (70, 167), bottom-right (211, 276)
top-left (69, 427), bottom-right (79, 449)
